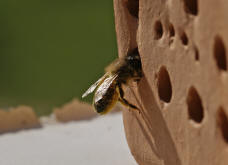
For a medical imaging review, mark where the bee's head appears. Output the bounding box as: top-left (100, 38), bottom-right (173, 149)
top-left (126, 48), bottom-right (142, 76)
top-left (126, 48), bottom-right (140, 59)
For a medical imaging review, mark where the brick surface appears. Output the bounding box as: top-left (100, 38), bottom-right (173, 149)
top-left (113, 0), bottom-right (228, 164)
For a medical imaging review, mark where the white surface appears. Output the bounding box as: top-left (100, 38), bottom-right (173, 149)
top-left (0, 113), bottom-right (137, 165)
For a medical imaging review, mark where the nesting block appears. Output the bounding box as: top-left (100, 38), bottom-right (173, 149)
top-left (113, 0), bottom-right (228, 164)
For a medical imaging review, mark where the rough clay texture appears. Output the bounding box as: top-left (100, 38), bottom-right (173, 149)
top-left (0, 99), bottom-right (99, 133)
top-left (54, 99), bottom-right (121, 123)
top-left (113, 0), bottom-right (228, 165)
top-left (54, 99), bottom-right (97, 122)
top-left (0, 106), bottom-right (41, 133)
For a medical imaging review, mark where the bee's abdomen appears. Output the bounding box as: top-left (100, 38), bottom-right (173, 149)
top-left (93, 83), bottom-right (118, 114)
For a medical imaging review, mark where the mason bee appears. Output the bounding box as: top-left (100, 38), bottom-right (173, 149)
top-left (82, 48), bottom-right (142, 115)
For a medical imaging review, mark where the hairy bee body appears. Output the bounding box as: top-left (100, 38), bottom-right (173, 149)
top-left (105, 48), bottom-right (142, 83)
top-left (82, 48), bottom-right (142, 114)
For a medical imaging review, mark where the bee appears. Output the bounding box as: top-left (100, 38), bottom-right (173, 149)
top-left (82, 48), bottom-right (142, 115)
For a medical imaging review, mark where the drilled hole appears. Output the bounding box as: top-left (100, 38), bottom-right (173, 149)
top-left (217, 107), bottom-right (228, 143)
top-left (186, 87), bottom-right (204, 123)
top-left (126, 0), bottom-right (139, 18)
top-left (180, 31), bottom-right (188, 45)
top-left (194, 46), bottom-right (199, 61)
top-left (157, 66), bottom-right (172, 103)
top-left (154, 21), bottom-right (163, 40)
top-left (213, 36), bottom-right (227, 71)
top-left (169, 23), bottom-right (175, 37)
top-left (183, 0), bottom-right (198, 15)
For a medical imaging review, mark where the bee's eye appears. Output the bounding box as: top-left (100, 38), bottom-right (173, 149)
top-left (126, 56), bottom-right (135, 60)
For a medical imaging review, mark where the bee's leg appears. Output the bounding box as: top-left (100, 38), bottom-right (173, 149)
top-left (118, 98), bottom-right (139, 111)
top-left (117, 84), bottom-right (140, 113)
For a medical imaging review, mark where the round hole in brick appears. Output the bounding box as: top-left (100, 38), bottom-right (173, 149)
top-left (183, 0), bottom-right (198, 15)
top-left (154, 21), bottom-right (163, 40)
top-left (180, 31), bottom-right (188, 45)
top-left (217, 107), bottom-right (228, 143)
top-left (157, 66), bottom-right (172, 103)
top-left (186, 87), bottom-right (204, 123)
top-left (169, 23), bottom-right (175, 37)
top-left (126, 0), bottom-right (139, 18)
top-left (194, 46), bottom-right (199, 61)
top-left (213, 35), bottom-right (227, 71)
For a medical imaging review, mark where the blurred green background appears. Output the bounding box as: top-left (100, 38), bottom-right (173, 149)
top-left (0, 0), bottom-right (117, 116)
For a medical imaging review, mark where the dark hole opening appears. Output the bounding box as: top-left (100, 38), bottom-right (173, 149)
top-left (217, 107), bottom-right (228, 143)
top-left (157, 66), bottom-right (172, 103)
top-left (213, 36), bottom-right (227, 71)
top-left (183, 0), bottom-right (198, 15)
top-left (169, 23), bottom-right (175, 37)
top-left (180, 31), bottom-right (188, 46)
top-left (194, 46), bottom-right (199, 61)
top-left (126, 0), bottom-right (139, 18)
top-left (186, 87), bottom-right (204, 123)
top-left (154, 21), bottom-right (163, 40)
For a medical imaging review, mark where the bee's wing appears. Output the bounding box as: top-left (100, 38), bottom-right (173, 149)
top-left (82, 73), bottom-right (108, 98)
top-left (94, 74), bottom-right (118, 103)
